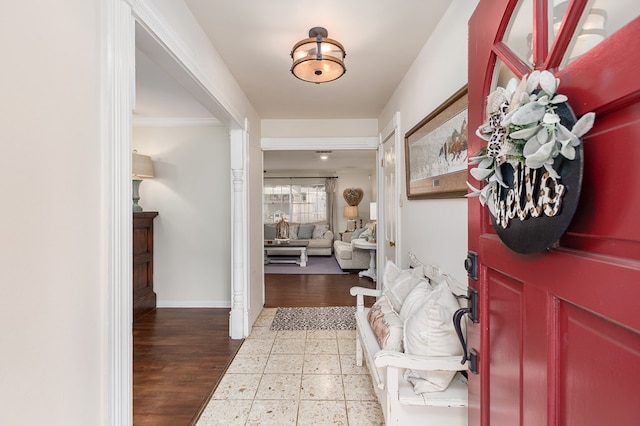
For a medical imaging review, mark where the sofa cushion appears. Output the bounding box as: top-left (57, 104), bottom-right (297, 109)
top-left (402, 277), bottom-right (463, 393)
top-left (297, 223), bottom-right (315, 239)
top-left (367, 296), bottom-right (404, 352)
top-left (312, 223), bottom-right (329, 239)
top-left (264, 224), bottom-right (276, 240)
top-left (334, 240), bottom-right (353, 260)
top-left (382, 260), bottom-right (425, 313)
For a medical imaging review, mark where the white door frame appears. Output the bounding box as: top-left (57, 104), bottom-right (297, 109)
top-left (104, 0), bottom-right (249, 423)
top-left (378, 112), bottom-right (402, 281)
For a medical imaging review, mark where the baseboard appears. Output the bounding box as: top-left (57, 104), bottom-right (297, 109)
top-left (157, 300), bottom-right (231, 308)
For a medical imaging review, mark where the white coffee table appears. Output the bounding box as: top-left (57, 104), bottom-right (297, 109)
top-left (353, 239), bottom-right (377, 281)
top-left (264, 240), bottom-right (309, 267)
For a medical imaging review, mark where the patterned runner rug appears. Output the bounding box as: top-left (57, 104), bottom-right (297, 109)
top-left (270, 306), bottom-right (356, 330)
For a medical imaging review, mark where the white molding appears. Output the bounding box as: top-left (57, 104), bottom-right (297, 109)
top-left (261, 137), bottom-right (379, 151)
top-left (130, 0), bottom-right (244, 129)
top-left (157, 300), bottom-right (232, 308)
top-left (132, 117), bottom-right (222, 127)
top-left (104, 1), bottom-right (135, 424)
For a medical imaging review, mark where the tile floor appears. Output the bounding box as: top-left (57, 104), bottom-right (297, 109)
top-left (197, 308), bottom-right (384, 425)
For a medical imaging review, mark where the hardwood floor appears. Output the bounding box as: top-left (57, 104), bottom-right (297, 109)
top-left (133, 270), bottom-right (376, 425)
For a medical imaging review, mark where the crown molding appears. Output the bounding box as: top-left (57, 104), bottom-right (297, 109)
top-left (261, 137), bottom-right (379, 151)
top-left (133, 117), bottom-right (222, 127)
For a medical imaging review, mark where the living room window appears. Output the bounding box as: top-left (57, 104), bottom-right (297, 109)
top-left (264, 183), bottom-right (327, 223)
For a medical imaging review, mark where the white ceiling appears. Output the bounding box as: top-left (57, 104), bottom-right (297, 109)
top-left (134, 0), bottom-right (453, 171)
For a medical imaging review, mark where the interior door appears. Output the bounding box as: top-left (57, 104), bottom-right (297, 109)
top-left (380, 114), bottom-right (399, 278)
top-left (468, 1), bottom-right (640, 425)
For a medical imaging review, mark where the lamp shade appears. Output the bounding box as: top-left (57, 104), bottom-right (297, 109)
top-left (343, 206), bottom-right (358, 219)
top-left (132, 152), bottom-right (154, 178)
top-left (291, 27), bottom-right (346, 84)
top-left (370, 202), bottom-right (377, 221)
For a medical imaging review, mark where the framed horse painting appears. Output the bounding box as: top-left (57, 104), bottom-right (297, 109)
top-left (404, 85), bottom-right (468, 199)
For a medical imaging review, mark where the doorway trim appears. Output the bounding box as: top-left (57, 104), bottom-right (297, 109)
top-left (105, 0), bottom-right (249, 422)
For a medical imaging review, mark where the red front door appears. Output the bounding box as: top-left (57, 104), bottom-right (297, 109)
top-left (468, 1), bottom-right (640, 425)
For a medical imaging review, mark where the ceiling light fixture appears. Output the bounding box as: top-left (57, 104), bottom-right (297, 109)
top-left (291, 27), bottom-right (346, 84)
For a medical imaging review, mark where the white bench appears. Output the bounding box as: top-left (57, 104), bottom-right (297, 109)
top-left (350, 253), bottom-right (469, 425)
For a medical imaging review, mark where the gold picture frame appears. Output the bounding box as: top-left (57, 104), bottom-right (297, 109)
top-left (404, 86), bottom-right (468, 199)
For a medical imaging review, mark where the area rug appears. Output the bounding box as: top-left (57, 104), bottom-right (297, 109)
top-left (264, 255), bottom-right (348, 275)
top-left (270, 306), bottom-right (356, 330)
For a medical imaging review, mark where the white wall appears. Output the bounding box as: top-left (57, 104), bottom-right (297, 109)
top-left (379, 0), bottom-right (479, 281)
top-left (1, 0), bottom-right (263, 423)
top-left (0, 1), bottom-right (104, 424)
top-left (134, 125), bottom-right (231, 306)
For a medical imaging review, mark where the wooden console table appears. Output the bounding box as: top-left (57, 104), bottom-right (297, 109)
top-left (133, 211), bottom-right (158, 321)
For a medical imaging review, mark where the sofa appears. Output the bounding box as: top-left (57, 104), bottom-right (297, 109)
top-left (333, 222), bottom-right (375, 270)
top-left (264, 222), bottom-right (334, 256)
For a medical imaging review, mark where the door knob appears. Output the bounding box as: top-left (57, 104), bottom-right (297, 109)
top-left (389, 241), bottom-right (395, 247)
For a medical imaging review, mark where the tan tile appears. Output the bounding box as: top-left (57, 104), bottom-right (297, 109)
top-left (303, 354), bottom-right (341, 375)
top-left (245, 399), bottom-right (298, 425)
top-left (300, 374), bottom-right (345, 400)
top-left (236, 338), bottom-right (274, 356)
top-left (271, 337), bottom-right (306, 354)
top-left (255, 373), bottom-right (301, 400)
top-left (337, 338), bottom-right (356, 355)
top-left (211, 373), bottom-right (261, 400)
top-left (342, 374), bottom-right (378, 401)
top-left (306, 329), bottom-right (337, 339)
top-left (339, 355), bottom-right (369, 375)
top-left (276, 329), bottom-right (307, 339)
top-left (305, 338), bottom-right (339, 355)
top-left (254, 309), bottom-right (277, 327)
top-left (297, 400), bottom-right (348, 426)
top-left (336, 329), bottom-right (356, 339)
top-left (346, 400), bottom-right (385, 426)
top-left (196, 399), bottom-right (252, 425)
top-left (248, 326), bottom-right (277, 340)
top-left (264, 354), bottom-right (304, 374)
top-left (225, 354), bottom-right (269, 374)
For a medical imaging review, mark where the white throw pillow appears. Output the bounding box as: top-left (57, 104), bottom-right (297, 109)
top-left (399, 280), bottom-right (433, 321)
top-left (403, 277), bottom-right (464, 393)
top-left (366, 296), bottom-right (404, 352)
top-left (381, 260), bottom-right (425, 313)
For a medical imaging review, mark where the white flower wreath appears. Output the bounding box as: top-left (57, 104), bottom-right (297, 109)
top-left (468, 70), bottom-right (595, 217)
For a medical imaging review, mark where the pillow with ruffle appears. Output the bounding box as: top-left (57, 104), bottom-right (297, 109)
top-left (381, 260), bottom-right (425, 312)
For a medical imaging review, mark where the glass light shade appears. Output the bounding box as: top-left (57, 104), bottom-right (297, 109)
top-left (291, 27), bottom-right (346, 84)
top-left (369, 202), bottom-right (377, 221)
top-left (343, 206), bottom-right (358, 219)
top-left (132, 152), bottom-right (155, 178)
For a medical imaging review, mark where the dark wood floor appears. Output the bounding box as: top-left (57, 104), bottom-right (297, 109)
top-left (133, 270), bottom-right (376, 425)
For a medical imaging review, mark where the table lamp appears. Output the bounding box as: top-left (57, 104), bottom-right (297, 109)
top-left (132, 151), bottom-right (155, 212)
top-left (344, 205), bottom-right (358, 232)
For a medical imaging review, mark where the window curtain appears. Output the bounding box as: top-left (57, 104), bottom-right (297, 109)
top-left (325, 178), bottom-right (338, 235)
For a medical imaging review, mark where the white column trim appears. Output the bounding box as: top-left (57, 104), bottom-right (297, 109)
top-left (230, 126), bottom-right (248, 339)
top-left (104, 0), bottom-right (135, 424)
